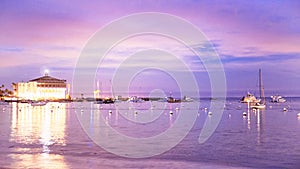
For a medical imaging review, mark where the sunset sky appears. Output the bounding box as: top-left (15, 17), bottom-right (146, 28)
top-left (1, 0), bottom-right (300, 97)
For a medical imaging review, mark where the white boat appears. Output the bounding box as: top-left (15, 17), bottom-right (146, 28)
top-left (128, 96), bottom-right (144, 103)
top-left (251, 102), bottom-right (266, 109)
top-left (241, 92), bottom-right (260, 103)
top-left (270, 95), bottom-right (286, 103)
top-left (31, 101), bottom-right (47, 106)
top-left (182, 96), bottom-right (193, 102)
top-left (251, 69), bottom-right (266, 109)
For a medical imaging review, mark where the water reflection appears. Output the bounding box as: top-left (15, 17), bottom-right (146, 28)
top-left (9, 102), bottom-right (68, 168)
top-left (77, 102), bottom-right (180, 140)
top-left (243, 108), bottom-right (265, 145)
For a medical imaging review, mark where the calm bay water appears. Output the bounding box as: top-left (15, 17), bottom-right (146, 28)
top-left (1, 98), bottom-right (300, 168)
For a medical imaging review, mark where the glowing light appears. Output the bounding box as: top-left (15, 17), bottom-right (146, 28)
top-left (94, 90), bottom-right (100, 98)
top-left (44, 69), bottom-right (50, 76)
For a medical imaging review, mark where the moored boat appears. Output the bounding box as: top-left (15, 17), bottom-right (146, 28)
top-left (251, 69), bottom-right (266, 109)
top-left (166, 97), bottom-right (181, 103)
top-left (103, 97), bottom-right (115, 104)
top-left (128, 96), bottom-right (144, 103)
top-left (251, 102), bottom-right (266, 109)
top-left (31, 101), bottom-right (47, 106)
top-left (270, 95), bottom-right (286, 103)
top-left (241, 92), bottom-right (260, 103)
top-left (94, 97), bottom-right (115, 104)
top-left (182, 96), bottom-right (193, 102)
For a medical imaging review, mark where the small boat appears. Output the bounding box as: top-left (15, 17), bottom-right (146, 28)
top-left (128, 96), bottom-right (144, 103)
top-left (182, 96), bottom-right (193, 102)
top-left (241, 92), bottom-right (260, 103)
top-left (166, 97), bottom-right (181, 103)
top-left (270, 95), bottom-right (286, 103)
top-left (103, 97), bottom-right (115, 104)
top-left (251, 102), bottom-right (266, 109)
top-left (94, 97), bottom-right (115, 104)
top-left (251, 69), bottom-right (266, 109)
top-left (20, 99), bottom-right (30, 103)
top-left (94, 99), bottom-right (103, 104)
top-left (31, 101), bottom-right (47, 106)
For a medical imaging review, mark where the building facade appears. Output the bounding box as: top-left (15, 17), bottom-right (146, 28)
top-left (16, 74), bottom-right (69, 100)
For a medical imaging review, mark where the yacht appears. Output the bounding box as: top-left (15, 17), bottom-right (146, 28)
top-left (241, 92), bottom-right (260, 103)
top-left (182, 96), bottom-right (193, 102)
top-left (251, 69), bottom-right (266, 109)
top-left (270, 95), bottom-right (286, 103)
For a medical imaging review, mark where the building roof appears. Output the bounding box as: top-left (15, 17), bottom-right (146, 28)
top-left (29, 75), bottom-right (66, 83)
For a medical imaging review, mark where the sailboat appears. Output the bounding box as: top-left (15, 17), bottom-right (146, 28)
top-left (251, 69), bottom-right (266, 109)
top-left (240, 91), bottom-right (260, 103)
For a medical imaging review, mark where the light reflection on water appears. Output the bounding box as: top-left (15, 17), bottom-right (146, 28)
top-left (92, 101), bottom-right (181, 138)
top-left (8, 102), bottom-right (68, 169)
top-left (242, 108), bottom-right (264, 145)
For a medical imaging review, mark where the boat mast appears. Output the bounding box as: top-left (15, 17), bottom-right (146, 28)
top-left (259, 69), bottom-right (262, 98)
top-left (259, 69), bottom-right (265, 104)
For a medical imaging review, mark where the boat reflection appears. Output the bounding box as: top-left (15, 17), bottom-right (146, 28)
top-left (243, 108), bottom-right (265, 145)
top-left (9, 102), bottom-right (68, 168)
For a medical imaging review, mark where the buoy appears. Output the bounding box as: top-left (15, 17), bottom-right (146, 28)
top-left (109, 110), bottom-right (112, 114)
top-left (169, 110), bottom-right (173, 115)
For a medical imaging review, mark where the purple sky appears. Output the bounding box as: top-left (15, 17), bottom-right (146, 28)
top-left (1, 0), bottom-right (300, 97)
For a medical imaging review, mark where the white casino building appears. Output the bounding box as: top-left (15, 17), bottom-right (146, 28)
top-left (16, 73), bottom-right (69, 101)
